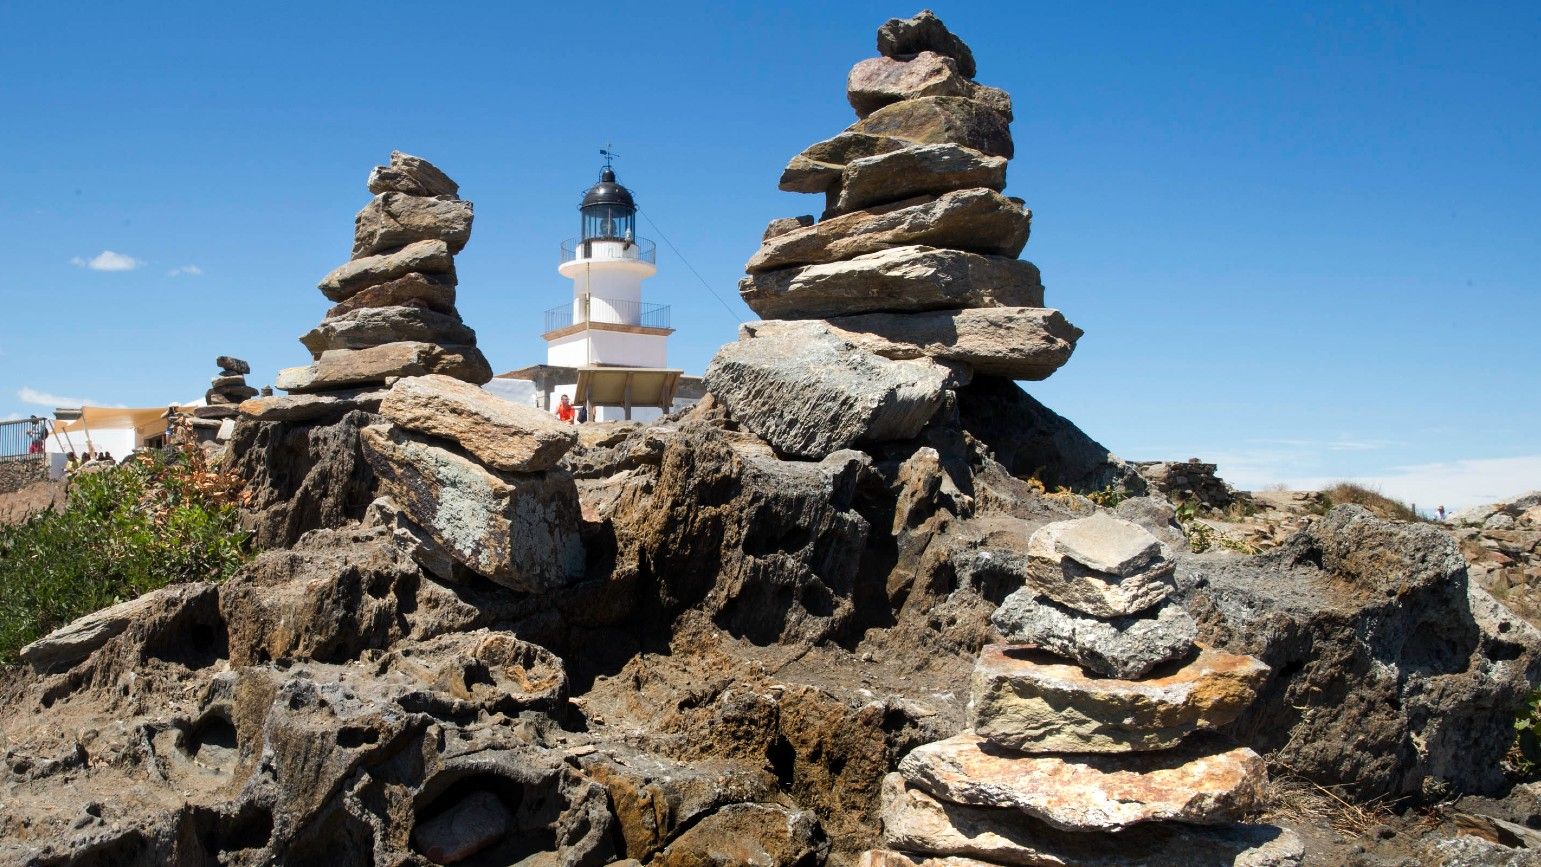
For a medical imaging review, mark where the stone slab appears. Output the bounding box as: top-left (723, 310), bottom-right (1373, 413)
top-left (300, 305), bottom-right (475, 355)
top-left (352, 191), bottom-right (474, 259)
top-left (990, 591), bottom-right (1197, 680)
top-left (277, 342), bottom-right (492, 393)
top-left (368, 150), bottom-right (459, 198)
top-left (324, 271), bottom-right (457, 319)
top-left (238, 389), bottom-right (387, 423)
top-left (832, 143), bottom-right (1007, 215)
top-left (853, 96), bottom-right (1012, 159)
top-left (848, 51), bottom-right (974, 118)
top-left (1024, 515), bottom-right (1175, 618)
top-left (318, 239), bottom-right (454, 302)
top-left (781, 131), bottom-right (907, 194)
top-left (378, 374), bottom-right (577, 472)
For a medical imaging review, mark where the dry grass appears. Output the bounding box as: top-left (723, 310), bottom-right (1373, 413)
top-left (1319, 482), bottom-right (1423, 522)
top-left (1258, 764), bottom-right (1431, 838)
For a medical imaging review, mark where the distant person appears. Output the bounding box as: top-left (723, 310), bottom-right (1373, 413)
top-left (1436, 505), bottom-right (1446, 521)
top-left (66, 451), bottom-right (80, 472)
top-left (27, 416), bottom-right (46, 454)
top-left (555, 394), bottom-right (575, 423)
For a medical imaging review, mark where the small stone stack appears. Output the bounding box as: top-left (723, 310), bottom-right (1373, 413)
top-left (865, 512), bottom-right (1303, 866)
top-left (705, 10), bottom-right (1081, 460)
top-left (198, 356), bottom-right (257, 419)
top-left (253, 151), bottom-right (491, 421)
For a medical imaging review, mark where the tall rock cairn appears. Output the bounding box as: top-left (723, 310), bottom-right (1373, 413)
top-left (270, 151), bottom-right (492, 400)
top-left (704, 10), bottom-right (1082, 460)
top-left (864, 512), bottom-right (1303, 866)
top-left (199, 356), bottom-right (256, 419)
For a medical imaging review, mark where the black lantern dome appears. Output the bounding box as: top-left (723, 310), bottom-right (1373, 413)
top-left (579, 167), bottom-right (637, 242)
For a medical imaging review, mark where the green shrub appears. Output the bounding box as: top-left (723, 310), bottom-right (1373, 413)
top-left (1516, 687), bottom-right (1541, 776)
top-left (0, 448), bottom-right (248, 664)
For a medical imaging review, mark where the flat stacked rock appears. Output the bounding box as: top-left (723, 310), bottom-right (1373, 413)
top-left (245, 151), bottom-right (491, 422)
top-left (868, 511), bottom-right (1303, 866)
top-left (196, 356), bottom-right (257, 419)
top-left (704, 10), bottom-right (1081, 460)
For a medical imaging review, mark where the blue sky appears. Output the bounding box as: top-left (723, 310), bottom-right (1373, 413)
top-left (1, 2), bottom-right (1537, 509)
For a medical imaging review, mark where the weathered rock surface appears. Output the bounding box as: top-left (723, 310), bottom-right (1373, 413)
top-left (739, 245), bottom-right (1044, 320)
top-left (747, 188), bottom-right (1030, 273)
top-left (957, 376), bottom-right (1142, 493)
top-left (352, 192), bottom-right (474, 258)
top-left (1023, 513), bottom-right (1175, 618)
top-left (216, 355), bottom-right (250, 375)
top-left (781, 131), bottom-right (907, 194)
top-left (378, 374), bottom-right (577, 472)
top-left (367, 149), bottom-right (460, 198)
top-left (853, 97), bottom-right (1012, 160)
top-left (969, 644), bottom-right (1269, 753)
top-left (652, 802), bottom-right (829, 867)
top-left (229, 409), bottom-right (379, 549)
top-left (705, 324), bottom-right (952, 459)
top-left (848, 52), bottom-right (973, 118)
top-left (832, 144), bottom-right (1007, 215)
top-left (19, 583), bottom-right (217, 674)
top-left (878, 773), bottom-right (1304, 867)
top-left (877, 10), bottom-right (977, 78)
top-left (1178, 505), bottom-right (1541, 799)
top-left (324, 271), bottom-right (457, 318)
top-left (238, 389), bottom-right (386, 423)
top-left (300, 305), bottom-right (475, 355)
top-left (318, 238), bottom-right (455, 302)
top-left (764, 214), bottom-right (816, 239)
top-left (277, 341), bottom-right (492, 392)
top-left (991, 591), bottom-right (1198, 679)
top-left (360, 422), bottom-right (584, 592)
top-left (411, 789), bottom-right (511, 864)
top-left (899, 733), bottom-right (1266, 831)
top-left (745, 307), bottom-right (1079, 382)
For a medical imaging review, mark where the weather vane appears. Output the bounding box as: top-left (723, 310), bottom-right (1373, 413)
top-left (600, 143), bottom-right (619, 169)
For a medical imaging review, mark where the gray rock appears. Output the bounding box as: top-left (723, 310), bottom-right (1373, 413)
top-left (832, 144), bottom-right (1006, 215)
top-left (360, 423), bottom-right (585, 593)
top-left (378, 374), bottom-right (578, 472)
top-left (411, 790), bottom-right (511, 864)
top-left (19, 584), bottom-right (212, 674)
top-left (763, 215), bottom-right (815, 240)
top-left (216, 356), bottom-right (250, 375)
top-left (847, 51), bottom-right (973, 118)
top-left (739, 245), bottom-right (1043, 320)
top-left (780, 131), bottom-right (907, 194)
top-left (352, 192), bottom-right (474, 259)
top-left (277, 341), bottom-right (492, 392)
top-left (991, 591), bottom-right (1197, 679)
top-left (878, 773), bottom-right (1304, 866)
top-left (237, 389), bottom-right (387, 423)
top-left (744, 307), bottom-right (1079, 381)
top-left (299, 305), bottom-right (475, 355)
top-left (324, 271), bottom-right (457, 318)
top-left (876, 10), bottom-right (977, 78)
top-left (971, 84), bottom-right (1014, 122)
top-left (1114, 496), bottom-right (1188, 548)
top-left (853, 96), bottom-right (1012, 159)
top-left (210, 374), bottom-right (247, 390)
top-left (367, 150), bottom-right (459, 198)
top-left (318, 239), bottom-right (455, 302)
top-left (747, 188), bottom-right (1030, 273)
top-left (705, 323), bottom-right (952, 460)
top-left (1022, 513), bottom-right (1174, 618)
top-left (208, 384), bottom-right (258, 403)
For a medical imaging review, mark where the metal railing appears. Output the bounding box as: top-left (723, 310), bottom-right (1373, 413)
top-left (544, 296), bottom-right (671, 332)
top-left (0, 417), bottom-right (51, 459)
top-left (560, 236), bottom-right (657, 265)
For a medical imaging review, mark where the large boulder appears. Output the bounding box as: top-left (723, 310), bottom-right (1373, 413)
top-left (743, 308), bottom-right (1078, 382)
top-left (831, 144), bottom-right (1006, 215)
top-left (351, 192), bottom-right (474, 258)
top-left (318, 238), bottom-right (455, 302)
top-left (1178, 505), bottom-right (1541, 799)
top-left (747, 189), bottom-right (1030, 273)
top-left (739, 245), bottom-right (1043, 320)
top-left (359, 422), bottom-right (584, 593)
top-left (704, 324), bottom-right (953, 460)
top-left (781, 131), bottom-right (907, 194)
top-left (853, 97), bottom-right (1012, 160)
top-left (367, 150), bottom-right (460, 197)
top-left (324, 271), bottom-right (457, 318)
top-left (847, 52), bottom-right (973, 118)
top-left (876, 10), bottom-right (977, 78)
top-left (277, 341), bottom-right (492, 392)
top-left (299, 305), bottom-right (475, 355)
top-left (378, 374), bottom-right (577, 472)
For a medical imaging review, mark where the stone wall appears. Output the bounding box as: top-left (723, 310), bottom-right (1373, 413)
top-left (0, 455), bottom-right (48, 495)
top-left (1135, 459), bottom-right (1242, 510)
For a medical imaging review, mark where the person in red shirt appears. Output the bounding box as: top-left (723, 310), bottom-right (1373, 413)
top-left (555, 394), bottom-right (575, 423)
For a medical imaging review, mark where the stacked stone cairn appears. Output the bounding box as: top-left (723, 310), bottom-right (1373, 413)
top-left (245, 151), bottom-right (492, 423)
top-left (863, 511), bottom-right (1303, 866)
top-left (704, 10), bottom-right (1082, 459)
top-left (197, 356), bottom-right (256, 420)
top-left (242, 153), bottom-right (584, 594)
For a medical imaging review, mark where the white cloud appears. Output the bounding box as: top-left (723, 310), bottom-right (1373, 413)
top-left (167, 264), bottom-right (203, 277)
top-left (70, 250), bottom-right (144, 272)
top-left (17, 387), bottom-right (93, 408)
top-left (1263, 454), bottom-right (1541, 514)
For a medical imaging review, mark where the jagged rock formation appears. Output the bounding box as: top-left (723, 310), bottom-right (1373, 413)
top-left (706, 9), bottom-right (1085, 462)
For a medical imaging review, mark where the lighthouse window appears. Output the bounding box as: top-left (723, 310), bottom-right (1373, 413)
top-left (581, 206), bottom-right (635, 242)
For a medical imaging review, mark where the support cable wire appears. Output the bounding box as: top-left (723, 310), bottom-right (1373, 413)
top-left (637, 207), bottom-right (744, 326)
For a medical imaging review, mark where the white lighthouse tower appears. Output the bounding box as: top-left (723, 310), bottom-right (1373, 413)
top-left (534, 158), bottom-right (684, 422)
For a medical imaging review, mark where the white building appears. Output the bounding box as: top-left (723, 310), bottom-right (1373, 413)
top-left (492, 162), bottom-right (701, 422)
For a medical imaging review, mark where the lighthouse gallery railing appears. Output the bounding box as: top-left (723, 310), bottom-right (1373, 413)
top-left (544, 296), bottom-right (671, 332)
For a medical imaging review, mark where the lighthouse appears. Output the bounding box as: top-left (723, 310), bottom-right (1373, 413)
top-left (492, 155), bottom-right (697, 422)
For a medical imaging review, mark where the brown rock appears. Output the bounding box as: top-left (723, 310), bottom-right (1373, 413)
top-left (238, 389), bottom-right (386, 423)
top-left (972, 84), bottom-right (1013, 121)
top-left (651, 803), bottom-right (828, 867)
top-left (854, 96), bottom-right (1012, 159)
top-left (744, 307), bottom-right (1079, 381)
top-left (899, 732), bottom-right (1267, 831)
top-left (739, 245), bottom-right (1043, 320)
top-left (832, 144), bottom-right (1006, 215)
top-left (367, 150), bottom-right (460, 198)
top-left (763, 215), bottom-right (815, 240)
top-left (318, 239), bottom-right (455, 302)
top-left (352, 192), bottom-right (474, 259)
top-left (877, 10), bottom-right (977, 78)
top-left (780, 131), bottom-right (907, 194)
top-left (378, 374), bottom-right (578, 472)
top-left (969, 644), bottom-right (1270, 753)
top-left (1025, 513), bottom-right (1175, 618)
top-left (324, 271), bottom-right (457, 318)
top-left (299, 305), bottom-right (475, 355)
top-left (411, 790), bottom-right (510, 864)
top-left (848, 52), bottom-right (973, 118)
top-left (276, 341), bottom-right (492, 392)
top-left (747, 188), bottom-right (1028, 273)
